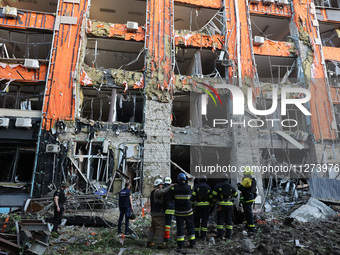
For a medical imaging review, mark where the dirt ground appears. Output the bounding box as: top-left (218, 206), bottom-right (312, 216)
top-left (44, 210), bottom-right (340, 255)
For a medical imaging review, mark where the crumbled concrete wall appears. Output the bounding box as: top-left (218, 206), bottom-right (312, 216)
top-left (174, 75), bottom-right (218, 92)
top-left (87, 20), bottom-right (145, 41)
top-left (81, 65), bottom-right (224, 95)
top-left (142, 100), bottom-right (172, 196)
top-left (175, 29), bottom-right (223, 49)
top-left (229, 116), bottom-right (263, 199)
top-left (171, 126), bottom-right (233, 147)
top-left (111, 69), bottom-right (144, 90)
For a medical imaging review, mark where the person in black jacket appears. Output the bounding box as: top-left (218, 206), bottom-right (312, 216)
top-left (169, 173), bottom-right (195, 250)
top-left (191, 175), bottom-right (212, 240)
top-left (52, 182), bottom-right (69, 234)
top-left (118, 181), bottom-right (134, 235)
top-left (212, 173), bottom-right (238, 239)
top-left (146, 178), bottom-right (172, 249)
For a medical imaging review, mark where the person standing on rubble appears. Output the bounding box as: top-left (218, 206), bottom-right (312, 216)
top-left (147, 178), bottom-right (172, 249)
top-left (212, 173), bottom-right (238, 239)
top-left (191, 175), bottom-right (212, 240)
top-left (169, 173), bottom-right (196, 250)
top-left (118, 181), bottom-right (134, 235)
top-left (163, 177), bottom-right (175, 242)
top-left (52, 182), bottom-right (69, 235)
top-left (237, 167), bottom-right (257, 232)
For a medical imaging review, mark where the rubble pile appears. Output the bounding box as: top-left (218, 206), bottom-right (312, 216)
top-left (0, 179), bottom-right (339, 254)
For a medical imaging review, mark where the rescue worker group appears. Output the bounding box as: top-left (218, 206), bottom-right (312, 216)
top-left (118, 167), bottom-right (257, 250)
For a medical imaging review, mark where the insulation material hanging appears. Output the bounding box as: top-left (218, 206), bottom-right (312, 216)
top-left (42, 0), bottom-right (89, 130)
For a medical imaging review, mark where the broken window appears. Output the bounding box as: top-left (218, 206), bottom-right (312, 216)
top-left (326, 61), bottom-right (340, 87)
top-left (173, 92), bottom-right (229, 128)
top-left (111, 144), bottom-right (142, 193)
top-left (251, 15), bottom-right (290, 42)
top-left (81, 88), bottom-right (143, 123)
top-left (0, 83), bottom-right (44, 110)
top-left (175, 48), bottom-right (225, 77)
top-left (171, 145), bottom-right (190, 181)
top-left (172, 93), bottom-right (191, 127)
top-left (174, 5), bottom-right (219, 31)
top-left (0, 145), bottom-right (35, 183)
top-left (255, 55), bottom-right (297, 84)
top-left (116, 93), bottom-right (143, 123)
top-left (74, 141), bottom-right (112, 186)
top-left (315, 0), bottom-right (340, 8)
top-left (281, 105), bottom-right (307, 133)
top-left (81, 89), bottom-right (111, 122)
top-left (0, 29), bottom-right (52, 59)
top-left (174, 6), bottom-right (226, 78)
top-left (85, 38), bottom-right (145, 71)
top-left (319, 24), bottom-right (340, 47)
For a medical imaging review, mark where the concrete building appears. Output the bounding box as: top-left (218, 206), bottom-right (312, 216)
top-left (0, 0), bottom-right (339, 205)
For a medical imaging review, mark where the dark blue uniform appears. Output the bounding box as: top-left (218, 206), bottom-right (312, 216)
top-left (191, 182), bottom-right (212, 239)
top-left (118, 187), bottom-right (131, 234)
top-left (212, 181), bottom-right (238, 238)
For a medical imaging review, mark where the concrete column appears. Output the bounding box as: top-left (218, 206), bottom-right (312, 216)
top-left (142, 99), bottom-right (172, 196)
top-left (230, 117), bottom-right (263, 200)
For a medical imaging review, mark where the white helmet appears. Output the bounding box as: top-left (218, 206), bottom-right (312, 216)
top-left (164, 177), bottom-right (172, 184)
top-left (154, 178), bottom-right (164, 187)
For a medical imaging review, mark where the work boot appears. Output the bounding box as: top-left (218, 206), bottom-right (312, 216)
top-left (147, 242), bottom-right (155, 248)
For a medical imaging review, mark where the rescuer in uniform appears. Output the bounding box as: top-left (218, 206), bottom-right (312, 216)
top-left (237, 167), bottom-right (257, 232)
top-left (146, 178), bottom-right (172, 249)
top-left (163, 176), bottom-right (175, 241)
top-left (169, 173), bottom-right (196, 250)
top-left (118, 181), bottom-right (134, 235)
top-left (212, 173), bottom-right (238, 239)
top-left (191, 175), bottom-right (212, 240)
top-left (52, 182), bottom-right (69, 234)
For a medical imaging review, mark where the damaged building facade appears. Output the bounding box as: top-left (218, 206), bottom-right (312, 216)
top-left (0, 0), bottom-right (339, 206)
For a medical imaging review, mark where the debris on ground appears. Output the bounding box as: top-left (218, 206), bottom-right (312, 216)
top-left (290, 197), bottom-right (337, 222)
top-left (242, 238), bottom-right (256, 253)
top-left (0, 178), bottom-right (340, 254)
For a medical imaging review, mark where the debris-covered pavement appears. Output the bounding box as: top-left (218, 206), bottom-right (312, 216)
top-left (1, 181), bottom-right (340, 255)
top-left (42, 211), bottom-right (340, 255)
